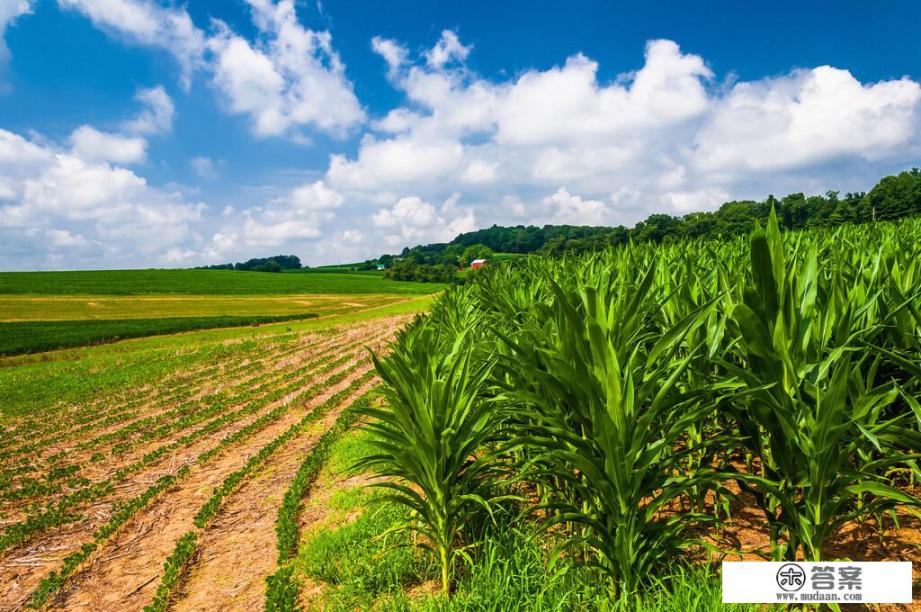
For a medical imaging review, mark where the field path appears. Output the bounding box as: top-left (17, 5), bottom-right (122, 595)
top-left (173, 378), bottom-right (379, 611)
top-left (0, 314), bottom-right (410, 611)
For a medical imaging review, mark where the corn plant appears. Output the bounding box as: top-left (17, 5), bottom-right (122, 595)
top-left (724, 208), bottom-right (921, 560)
top-left (496, 262), bottom-right (727, 594)
top-left (358, 322), bottom-right (498, 596)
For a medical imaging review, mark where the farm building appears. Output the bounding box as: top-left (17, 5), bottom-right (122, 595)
top-left (470, 258), bottom-right (488, 269)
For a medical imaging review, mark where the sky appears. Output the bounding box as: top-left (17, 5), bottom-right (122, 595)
top-left (0, 0), bottom-right (919, 270)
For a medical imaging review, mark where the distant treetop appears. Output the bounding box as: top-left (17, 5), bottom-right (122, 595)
top-left (197, 255), bottom-right (302, 273)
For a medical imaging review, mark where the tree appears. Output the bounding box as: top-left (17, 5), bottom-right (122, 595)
top-left (461, 244), bottom-right (494, 266)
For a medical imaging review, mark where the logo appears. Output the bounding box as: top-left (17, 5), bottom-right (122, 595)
top-left (723, 561), bottom-right (911, 604)
top-left (776, 563), bottom-right (806, 592)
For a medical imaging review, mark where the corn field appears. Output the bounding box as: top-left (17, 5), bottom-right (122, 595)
top-left (362, 211), bottom-right (921, 597)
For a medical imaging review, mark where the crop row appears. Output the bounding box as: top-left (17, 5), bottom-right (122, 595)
top-left (359, 212), bottom-right (921, 598)
top-left (0, 326), bottom-right (391, 508)
top-left (0, 344), bottom-right (375, 554)
top-left (20, 360), bottom-right (380, 607)
top-left (142, 371), bottom-right (377, 611)
top-left (0, 340), bottom-right (242, 446)
top-left (265, 392), bottom-right (373, 611)
top-left (0, 329), bottom-right (308, 459)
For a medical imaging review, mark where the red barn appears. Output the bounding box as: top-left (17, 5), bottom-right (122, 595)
top-left (470, 258), bottom-right (488, 270)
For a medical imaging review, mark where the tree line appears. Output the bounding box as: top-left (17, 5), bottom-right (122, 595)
top-left (197, 255), bottom-right (302, 273)
top-left (371, 168), bottom-right (921, 282)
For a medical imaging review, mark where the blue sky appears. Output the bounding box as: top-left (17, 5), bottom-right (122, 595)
top-left (0, 0), bottom-right (919, 270)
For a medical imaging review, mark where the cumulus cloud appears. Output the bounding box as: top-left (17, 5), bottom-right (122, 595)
top-left (372, 194), bottom-right (476, 244)
top-left (325, 32), bottom-right (921, 243)
top-left (204, 180), bottom-right (344, 256)
top-left (65, 86), bottom-right (175, 165)
top-left (121, 86), bottom-right (174, 135)
top-left (59, 0), bottom-right (363, 139)
top-left (371, 36), bottom-right (406, 76)
top-left (0, 0), bottom-right (31, 78)
top-left (5, 19), bottom-right (921, 268)
top-left (57, 0), bottom-right (206, 88)
top-left (206, 0), bottom-right (364, 138)
top-left (0, 128), bottom-right (206, 268)
top-left (543, 188), bottom-right (607, 225)
top-left (425, 30), bottom-right (471, 69)
top-left (68, 125), bottom-right (147, 164)
top-left (693, 66), bottom-right (921, 172)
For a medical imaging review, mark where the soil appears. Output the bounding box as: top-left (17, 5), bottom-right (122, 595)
top-left (0, 315), bottom-right (409, 611)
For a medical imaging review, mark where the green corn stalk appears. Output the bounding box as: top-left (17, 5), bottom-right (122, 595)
top-left (725, 208), bottom-right (921, 561)
top-left (357, 320), bottom-right (498, 597)
top-left (497, 261), bottom-right (727, 595)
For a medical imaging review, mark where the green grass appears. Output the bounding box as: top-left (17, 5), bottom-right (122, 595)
top-left (377, 528), bottom-right (755, 611)
top-left (0, 313), bottom-right (319, 356)
top-left (0, 268), bottom-right (443, 295)
top-left (298, 497), bottom-right (435, 610)
top-left (290, 266), bottom-right (385, 275)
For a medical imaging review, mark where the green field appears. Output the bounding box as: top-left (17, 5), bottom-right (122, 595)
top-left (0, 294), bottom-right (434, 418)
top-left (0, 268), bottom-right (442, 295)
top-left (0, 313), bottom-right (321, 356)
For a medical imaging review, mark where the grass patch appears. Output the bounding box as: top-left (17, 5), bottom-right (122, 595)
top-left (378, 527), bottom-right (756, 611)
top-left (297, 500), bottom-right (435, 610)
top-left (0, 269), bottom-right (442, 295)
top-left (0, 313), bottom-right (318, 356)
top-left (323, 425), bottom-right (380, 476)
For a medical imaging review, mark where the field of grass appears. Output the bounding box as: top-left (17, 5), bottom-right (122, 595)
top-left (0, 268), bottom-right (443, 295)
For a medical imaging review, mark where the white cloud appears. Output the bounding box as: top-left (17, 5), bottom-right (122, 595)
top-left (662, 188), bottom-right (730, 213)
top-left (328, 137), bottom-right (463, 189)
top-left (57, 0), bottom-right (206, 88)
top-left (372, 194), bottom-right (476, 243)
top-left (321, 33), bottom-right (921, 252)
top-left (0, 0), bottom-right (32, 77)
top-left (0, 128), bottom-right (206, 268)
top-left (190, 156), bottom-right (219, 180)
top-left (121, 86), bottom-right (174, 135)
top-left (46, 228), bottom-right (90, 248)
top-left (371, 36), bottom-right (406, 76)
top-left (59, 0), bottom-right (363, 141)
top-left (209, 180), bottom-right (344, 252)
top-left (207, 0), bottom-right (364, 138)
top-left (69, 125), bottom-right (147, 164)
top-left (543, 187), bottom-right (607, 225)
top-left (425, 30), bottom-right (470, 69)
top-left (693, 66), bottom-right (921, 172)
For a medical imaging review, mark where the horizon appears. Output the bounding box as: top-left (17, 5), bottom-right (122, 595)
top-left (1, 1), bottom-right (920, 271)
